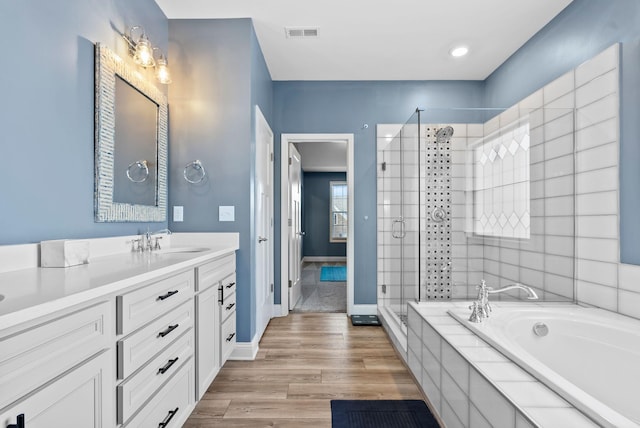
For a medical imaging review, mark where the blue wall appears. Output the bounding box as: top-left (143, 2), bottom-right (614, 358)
top-left (272, 81), bottom-right (485, 305)
top-left (168, 19), bottom-right (273, 343)
top-left (484, 0), bottom-right (640, 264)
top-left (0, 0), bottom-right (168, 245)
top-left (302, 172), bottom-right (347, 258)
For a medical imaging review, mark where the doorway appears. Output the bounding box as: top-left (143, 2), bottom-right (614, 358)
top-left (280, 134), bottom-right (355, 316)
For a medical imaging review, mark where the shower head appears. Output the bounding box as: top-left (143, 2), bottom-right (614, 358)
top-left (435, 126), bottom-right (454, 144)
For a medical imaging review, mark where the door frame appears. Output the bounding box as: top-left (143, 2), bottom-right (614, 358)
top-left (254, 105), bottom-right (274, 339)
top-left (280, 133), bottom-right (355, 316)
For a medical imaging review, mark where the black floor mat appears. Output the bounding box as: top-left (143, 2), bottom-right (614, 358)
top-left (350, 315), bottom-right (381, 326)
top-left (331, 400), bottom-right (439, 428)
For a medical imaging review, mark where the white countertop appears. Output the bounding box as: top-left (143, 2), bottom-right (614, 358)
top-left (0, 242), bottom-right (237, 331)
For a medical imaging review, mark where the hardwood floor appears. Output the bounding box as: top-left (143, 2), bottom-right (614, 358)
top-left (184, 313), bottom-right (427, 427)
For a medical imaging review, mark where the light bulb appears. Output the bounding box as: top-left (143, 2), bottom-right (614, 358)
top-left (134, 36), bottom-right (155, 68)
top-left (155, 56), bottom-right (172, 84)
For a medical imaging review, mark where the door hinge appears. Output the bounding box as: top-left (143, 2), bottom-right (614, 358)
top-left (270, 283), bottom-right (274, 293)
top-left (381, 162), bottom-right (386, 171)
top-left (288, 280), bottom-right (292, 288)
top-left (288, 218), bottom-right (292, 226)
top-left (289, 157), bottom-right (292, 165)
top-left (381, 284), bottom-right (387, 294)
top-left (270, 152), bottom-right (274, 162)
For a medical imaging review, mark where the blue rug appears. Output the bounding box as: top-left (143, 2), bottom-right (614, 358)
top-left (320, 265), bottom-right (346, 282)
top-left (331, 400), bottom-right (439, 428)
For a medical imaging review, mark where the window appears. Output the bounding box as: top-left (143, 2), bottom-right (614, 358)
top-left (473, 121), bottom-right (530, 239)
top-left (330, 181), bottom-right (347, 242)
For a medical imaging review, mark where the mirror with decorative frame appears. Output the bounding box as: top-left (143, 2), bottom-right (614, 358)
top-left (94, 43), bottom-right (167, 222)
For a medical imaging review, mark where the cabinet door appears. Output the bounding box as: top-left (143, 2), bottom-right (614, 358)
top-left (195, 285), bottom-right (219, 400)
top-left (0, 349), bottom-right (113, 428)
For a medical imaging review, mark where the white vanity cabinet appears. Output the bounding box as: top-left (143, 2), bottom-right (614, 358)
top-left (219, 273), bottom-right (237, 363)
top-left (115, 270), bottom-right (196, 427)
top-left (0, 301), bottom-right (114, 428)
top-left (194, 253), bottom-right (235, 400)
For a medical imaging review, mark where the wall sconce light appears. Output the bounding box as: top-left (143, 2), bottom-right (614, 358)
top-left (123, 26), bottom-right (172, 84)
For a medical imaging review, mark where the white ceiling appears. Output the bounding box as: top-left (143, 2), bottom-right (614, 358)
top-left (155, 0), bottom-right (573, 81)
top-left (294, 142), bottom-right (347, 172)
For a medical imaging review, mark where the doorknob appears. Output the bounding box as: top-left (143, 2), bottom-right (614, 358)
top-left (258, 236), bottom-right (268, 243)
top-left (297, 231), bottom-right (306, 236)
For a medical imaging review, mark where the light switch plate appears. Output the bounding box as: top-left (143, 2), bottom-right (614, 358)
top-left (219, 206), bottom-right (235, 222)
top-left (173, 206), bottom-right (184, 222)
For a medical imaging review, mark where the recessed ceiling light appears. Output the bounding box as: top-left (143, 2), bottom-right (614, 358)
top-left (450, 46), bottom-right (469, 58)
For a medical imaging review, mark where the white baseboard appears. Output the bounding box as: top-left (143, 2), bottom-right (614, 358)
top-left (303, 256), bottom-right (347, 263)
top-left (350, 304), bottom-right (378, 315)
top-left (229, 339), bottom-right (259, 360)
top-left (273, 304), bottom-right (285, 318)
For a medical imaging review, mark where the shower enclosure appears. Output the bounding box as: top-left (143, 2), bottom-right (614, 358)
top-left (377, 107), bottom-right (576, 335)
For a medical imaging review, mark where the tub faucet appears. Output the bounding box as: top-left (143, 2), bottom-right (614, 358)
top-left (469, 280), bottom-right (539, 323)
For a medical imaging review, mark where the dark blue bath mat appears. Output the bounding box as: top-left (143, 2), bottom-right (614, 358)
top-left (331, 400), bottom-right (439, 428)
top-left (320, 265), bottom-right (347, 282)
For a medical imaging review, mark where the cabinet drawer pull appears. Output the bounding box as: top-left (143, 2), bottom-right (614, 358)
top-left (158, 407), bottom-right (179, 427)
top-left (157, 290), bottom-right (179, 301)
top-left (225, 282), bottom-right (236, 289)
top-left (225, 302), bottom-right (235, 311)
top-left (226, 332), bottom-right (236, 342)
top-left (7, 414), bottom-right (25, 428)
top-left (158, 324), bottom-right (179, 338)
top-left (158, 357), bottom-right (179, 374)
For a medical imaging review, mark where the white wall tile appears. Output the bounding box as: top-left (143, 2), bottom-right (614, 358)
top-left (545, 196), bottom-right (574, 217)
top-left (545, 175), bottom-right (574, 198)
top-left (526, 407), bottom-right (600, 428)
top-left (422, 368), bottom-right (442, 414)
top-left (441, 398), bottom-right (465, 428)
top-left (470, 404), bottom-right (492, 428)
top-left (544, 113), bottom-right (574, 142)
top-left (545, 155), bottom-right (573, 179)
top-left (576, 167), bottom-right (618, 195)
top-left (545, 134), bottom-right (574, 160)
top-left (576, 259), bottom-right (617, 287)
top-left (576, 69), bottom-right (618, 108)
top-left (470, 369), bottom-right (516, 428)
top-left (543, 70), bottom-right (575, 104)
top-left (575, 117), bottom-right (618, 151)
top-left (618, 290), bottom-right (640, 320)
top-left (577, 237), bottom-right (618, 263)
top-left (516, 412), bottom-right (536, 428)
top-left (518, 89), bottom-right (543, 110)
top-left (618, 263), bottom-right (640, 292)
top-left (576, 191), bottom-right (617, 216)
top-left (545, 255), bottom-right (574, 277)
top-left (577, 280), bottom-right (617, 310)
top-left (576, 215), bottom-right (618, 239)
top-left (441, 370), bottom-right (469, 426)
top-left (576, 142), bottom-right (618, 173)
top-left (575, 43), bottom-right (619, 87)
top-left (576, 94), bottom-right (618, 130)
top-left (544, 272), bottom-right (574, 298)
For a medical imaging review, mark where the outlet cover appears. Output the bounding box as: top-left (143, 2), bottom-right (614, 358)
top-left (173, 206), bottom-right (184, 222)
top-left (219, 206), bottom-right (235, 222)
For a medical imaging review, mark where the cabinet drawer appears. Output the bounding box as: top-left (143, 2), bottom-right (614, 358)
top-left (124, 357), bottom-right (194, 428)
top-left (118, 329), bottom-right (194, 424)
top-left (0, 301), bottom-right (111, 410)
top-left (219, 273), bottom-right (237, 302)
top-left (0, 349), bottom-right (113, 428)
top-left (220, 290), bottom-right (236, 323)
top-left (220, 315), bottom-right (236, 364)
top-left (118, 300), bottom-right (194, 379)
top-left (117, 270), bottom-right (194, 335)
top-left (196, 254), bottom-right (235, 291)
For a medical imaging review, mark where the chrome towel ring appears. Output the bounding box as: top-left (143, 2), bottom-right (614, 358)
top-left (126, 160), bottom-right (149, 183)
top-left (183, 159), bottom-right (206, 184)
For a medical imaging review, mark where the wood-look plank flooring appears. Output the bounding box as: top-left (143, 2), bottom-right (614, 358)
top-left (184, 313), bottom-right (428, 427)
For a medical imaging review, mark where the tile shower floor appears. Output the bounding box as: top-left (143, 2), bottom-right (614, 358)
top-left (292, 262), bottom-right (347, 313)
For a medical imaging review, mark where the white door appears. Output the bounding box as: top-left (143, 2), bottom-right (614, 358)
top-left (289, 143), bottom-right (303, 310)
top-left (255, 106), bottom-right (274, 337)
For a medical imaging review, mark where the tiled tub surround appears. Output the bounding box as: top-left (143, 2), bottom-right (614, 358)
top-left (407, 302), bottom-right (601, 428)
top-left (448, 305), bottom-right (640, 428)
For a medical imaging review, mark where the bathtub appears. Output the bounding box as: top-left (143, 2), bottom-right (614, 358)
top-left (448, 305), bottom-right (640, 428)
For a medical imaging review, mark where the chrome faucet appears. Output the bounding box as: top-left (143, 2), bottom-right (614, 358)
top-left (468, 280), bottom-right (539, 323)
top-left (130, 228), bottom-right (172, 252)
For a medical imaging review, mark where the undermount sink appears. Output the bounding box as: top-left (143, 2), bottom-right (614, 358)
top-left (155, 247), bottom-right (210, 254)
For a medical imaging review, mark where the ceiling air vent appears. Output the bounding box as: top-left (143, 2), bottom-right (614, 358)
top-left (285, 27), bottom-right (319, 39)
